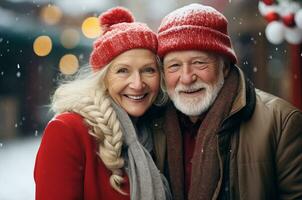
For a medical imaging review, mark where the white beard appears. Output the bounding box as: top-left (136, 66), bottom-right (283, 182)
top-left (168, 69), bottom-right (225, 116)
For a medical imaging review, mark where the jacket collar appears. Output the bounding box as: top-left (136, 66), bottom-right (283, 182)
top-left (229, 66), bottom-right (247, 116)
top-left (220, 65), bottom-right (256, 133)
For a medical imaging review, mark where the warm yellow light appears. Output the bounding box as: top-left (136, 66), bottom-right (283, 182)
top-left (33, 35), bottom-right (52, 56)
top-left (40, 4), bottom-right (62, 25)
top-left (81, 17), bottom-right (101, 39)
top-left (60, 28), bottom-right (80, 49)
top-left (59, 54), bottom-right (79, 75)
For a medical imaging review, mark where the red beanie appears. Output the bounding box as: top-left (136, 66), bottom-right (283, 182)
top-left (157, 3), bottom-right (237, 63)
top-left (90, 7), bottom-right (158, 71)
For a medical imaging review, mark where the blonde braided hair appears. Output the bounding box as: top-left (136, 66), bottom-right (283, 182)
top-left (51, 57), bottom-right (167, 193)
top-left (51, 65), bottom-right (126, 193)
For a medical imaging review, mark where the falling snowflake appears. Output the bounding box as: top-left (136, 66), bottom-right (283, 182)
top-left (34, 130), bottom-right (39, 137)
top-left (253, 67), bottom-right (258, 72)
top-left (79, 54), bottom-right (84, 60)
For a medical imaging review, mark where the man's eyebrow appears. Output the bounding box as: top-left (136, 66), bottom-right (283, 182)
top-left (164, 57), bottom-right (179, 64)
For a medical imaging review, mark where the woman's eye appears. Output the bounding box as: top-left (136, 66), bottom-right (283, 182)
top-left (143, 67), bottom-right (157, 73)
top-left (116, 68), bottom-right (128, 74)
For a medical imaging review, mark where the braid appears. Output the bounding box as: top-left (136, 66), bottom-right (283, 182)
top-left (71, 90), bottom-right (125, 194)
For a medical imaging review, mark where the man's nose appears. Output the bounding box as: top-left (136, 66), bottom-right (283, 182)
top-left (179, 65), bottom-right (196, 85)
top-left (129, 72), bottom-right (144, 90)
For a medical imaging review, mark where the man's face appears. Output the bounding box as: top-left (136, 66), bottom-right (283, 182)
top-left (163, 50), bottom-right (225, 116)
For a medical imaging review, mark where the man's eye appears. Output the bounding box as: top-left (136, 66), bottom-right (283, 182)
top-left (170, 63), bottom-right (180, 68)
top-left (166, 63), bottom-right (181, 69)
top-left (116, 68), bottom-right (128, 73)
top-left (164, 63), bottom-right (181, 73)
top-left (192, 61), bottom-right (209, 70)
top-left (192, 61), bottom-right (203, 65)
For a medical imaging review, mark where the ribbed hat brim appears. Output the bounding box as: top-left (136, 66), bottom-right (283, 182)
top-left (158, 25), bottom-right (237, 63)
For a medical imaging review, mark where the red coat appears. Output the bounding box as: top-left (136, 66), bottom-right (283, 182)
top-left (34, 112), bottom-right (130, 200)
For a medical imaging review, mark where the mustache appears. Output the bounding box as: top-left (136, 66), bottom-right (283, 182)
top-left (175, 81), bottom-right (209, 92)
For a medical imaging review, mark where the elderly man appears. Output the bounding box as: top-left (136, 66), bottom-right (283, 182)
top-left (150, 3), bottom-right (302, 200)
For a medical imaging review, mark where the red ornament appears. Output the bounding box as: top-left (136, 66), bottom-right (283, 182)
top-left (265, 12), bottom-right (279, 22)
top-left (262, 0), bottom-right (274, 5)
top-left (282, 14), bottom-right (296, 27)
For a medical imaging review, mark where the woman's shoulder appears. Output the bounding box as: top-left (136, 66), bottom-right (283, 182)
top-left (43, 112), bottom-right (90, 143)
top-left (49, 112), bottom-right (86, 130)
top-left (53, 112), bottom-right (84, 122)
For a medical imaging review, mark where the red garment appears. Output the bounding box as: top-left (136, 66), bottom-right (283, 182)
top-left (34, 112), bottom-right (130, 200)
top-left (178, 113), bottom-right (203, 200)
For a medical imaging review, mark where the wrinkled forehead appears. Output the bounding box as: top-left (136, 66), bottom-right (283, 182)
top-left (163, 50), bottom-right (218, 63)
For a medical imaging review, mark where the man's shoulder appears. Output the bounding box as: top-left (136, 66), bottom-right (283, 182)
top-left (253, 89), bottom-right (302, 130)
top-left (255, 89), bottom-right (300, 114)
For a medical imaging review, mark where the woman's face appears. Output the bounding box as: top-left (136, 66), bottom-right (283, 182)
top-left (105, 49), bottom-right (160, 117)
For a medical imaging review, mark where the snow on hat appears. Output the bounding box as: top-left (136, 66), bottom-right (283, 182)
top-left (157, 3), bottom-right (237, 63)
top-left (90, 7), bottom-right (158, 71)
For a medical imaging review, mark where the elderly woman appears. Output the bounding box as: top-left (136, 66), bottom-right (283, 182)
top-left (34, 7), bottom-right (171, 200)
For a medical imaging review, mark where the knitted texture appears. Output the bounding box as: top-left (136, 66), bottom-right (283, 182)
top-left (90, 7), bottom-right (158, 71)
top-left (157, 3), bottom-right (237, 63)
top-left (72, 90), bottom-right (126, 193)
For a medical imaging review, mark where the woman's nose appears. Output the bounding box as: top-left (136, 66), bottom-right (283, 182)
top-left (129, 72), bottom-right (145, 90)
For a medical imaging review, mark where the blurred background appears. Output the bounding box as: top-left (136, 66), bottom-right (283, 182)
top-left (0, 0), bottom-right (301, 199)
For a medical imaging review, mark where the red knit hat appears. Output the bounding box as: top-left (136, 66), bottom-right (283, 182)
top-left (157, 3), bottom-right (237, 63)
top-left (90, 7), bottom-right (158, 71)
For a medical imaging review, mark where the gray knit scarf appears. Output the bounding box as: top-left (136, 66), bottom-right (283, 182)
top-left (111, 101), bottom-right (172, 200)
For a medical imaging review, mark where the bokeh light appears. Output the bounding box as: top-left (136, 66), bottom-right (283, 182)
top-left (33, 35), bottom-right (52, 56)
top-left (40, 4), bottom-right (63, 25)
top-left (60, 28), bottom-right (80, 49)
top-left (59, 54), bottom-right (79, 75)
top-left (81, 17), bottom-right (101, 38)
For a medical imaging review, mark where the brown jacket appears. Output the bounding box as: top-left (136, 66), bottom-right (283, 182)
top-left (150, 67), bottom-right (302, 200)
